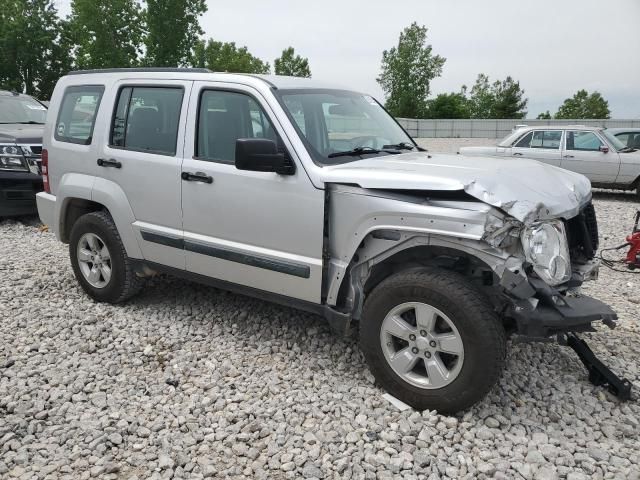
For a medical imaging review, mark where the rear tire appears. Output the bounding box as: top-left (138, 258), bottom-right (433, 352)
top-left (360, 267), bottom-right (506, 414)
top-left (69, 211), bottom-right (142, 303)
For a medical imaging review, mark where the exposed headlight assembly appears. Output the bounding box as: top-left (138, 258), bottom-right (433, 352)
top-left (521, 220), bottom-right (571, 286)
top-left (0, 144), bottom-right (29, 172)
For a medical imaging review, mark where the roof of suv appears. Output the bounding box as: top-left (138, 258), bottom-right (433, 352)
top-left (65, 68), bottom-right (348, 91)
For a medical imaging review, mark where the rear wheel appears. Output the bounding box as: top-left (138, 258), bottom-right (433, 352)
top-left (360, 268), bottom-right (506, 414)
top-left (69, 211), bottom-right (142, 303)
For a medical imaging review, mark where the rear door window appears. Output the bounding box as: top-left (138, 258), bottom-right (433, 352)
top-left (110, 86), bottom-right (184, 156)
top-left (55, 85), bottom-right (104, 145)
top-left (530, 130), bottom-right (562, 149)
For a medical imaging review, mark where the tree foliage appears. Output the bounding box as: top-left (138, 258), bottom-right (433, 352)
top-left (0, 0), bottom-right (70, 99)
top-left (425, 92), bottom-right (469, 119)
top-left (274, 47), bottom-right (311, 77)
top-left (377, 23), bottom-right (445, 118)
top-left (68, 0), bottom-right (144, 69)
top-left (144, 0), bottom-right (207, 67)
top-left (537, 111), bottom-right (552, 120)
top-left (467, 74), bottom-right (527, 119)
top-left (555, 90), bottom-right (610, 119)
top-left (191, 39), bottom-right (270, 74)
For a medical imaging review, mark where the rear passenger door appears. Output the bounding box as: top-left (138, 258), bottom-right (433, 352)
top-left (561, 130), bottom-right (620, 183)
top-left (98, 79), bottom-right (192, 269)
top-left (510, 130), bottom-right (563, 167)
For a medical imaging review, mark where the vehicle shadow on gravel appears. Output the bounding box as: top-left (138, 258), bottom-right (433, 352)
top-left (592, 190), bottom-right (638, 202)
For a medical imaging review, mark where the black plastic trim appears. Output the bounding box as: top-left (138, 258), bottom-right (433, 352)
top-left (68, 68), bottom-right (212, 75)
top-left (139, 230), bottom-right (311, 278)
top-left (133, 259), bottom-right (323, 314)
top-left (140, 230), bottom-right (184, 250)
top-left (184, 240), bottom-right (310, 279)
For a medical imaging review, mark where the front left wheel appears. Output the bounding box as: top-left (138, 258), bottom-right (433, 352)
top-left (69, 211), bottom-right (142, 303)
top-left (360, 267), bottom-right (506, 414)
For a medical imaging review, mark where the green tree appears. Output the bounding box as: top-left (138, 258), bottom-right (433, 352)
top-left (491, 76), bottom-right (527, 118)
top-left (0, 0), bottom-right (70, 99)
top-left (425, 92), bottom-right (469, 118)
top-left (68, 0), bottom-right (144, 69)
top-left (555, 90), bottom-right (610, 119)
top-left (377, 22), bottom-right (446, 118)
top-left (467, 74), bottom-right (527, 119)
top-left (274, 47), bottom-right (311, 77)
top-left (144, 0), bottom-right (207, 67)
top-left (537, 111), bottom-right (552, 120)
top-left (191, 39), bottom-right (270, 74)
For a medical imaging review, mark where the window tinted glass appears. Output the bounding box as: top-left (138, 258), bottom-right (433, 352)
top-left (567, 131), bottom-right (603, 151)
top-left (615, 133), bottom-right (630, 144)
top-left (514, 132), bottom-right (532, 148)
top-left (196, 90), bottom-right (278, 163)
top-left (110, 87), bottom-right (183, 155)
top-left (530, 130), bottom-right (562, 149)
top-left (0, 95), bottom-right (46, 124)
top-left (55, 85), bottom-right (104, 144)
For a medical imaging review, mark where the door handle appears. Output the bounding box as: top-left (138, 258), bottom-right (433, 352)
top-left (513, 153), bottom-right (523, 156)
top-left (97, 158), bottom-right (122, 168)
top-left (563, 155), bottom-right (574, 158)
top-left (181, 171), bottom-right (213, 184)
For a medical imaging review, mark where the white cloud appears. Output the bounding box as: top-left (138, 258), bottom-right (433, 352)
top-left (55, 0), bottom-right (640, 117)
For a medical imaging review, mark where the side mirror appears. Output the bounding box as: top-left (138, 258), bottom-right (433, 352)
top-left (235, 138), bottom-right (293, 175)
top-left (599, 145), bottom-right (609, 153)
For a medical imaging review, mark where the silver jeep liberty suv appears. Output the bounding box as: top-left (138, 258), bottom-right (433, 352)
top-left (37, 68), bottom-right (626, 413)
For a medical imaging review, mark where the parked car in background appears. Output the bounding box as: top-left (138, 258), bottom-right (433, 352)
top-left (36, 69), bottom-right (618, 413)
top-left (0, 90), bottom-right (46, 217)
top-left (459, 125), bottom-right (640, 197)
top-left (606, 127), bottom-right (640, 150)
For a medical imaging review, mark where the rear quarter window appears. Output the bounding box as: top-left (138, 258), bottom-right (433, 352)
top-left (54, 85), bottom-right (104, 145)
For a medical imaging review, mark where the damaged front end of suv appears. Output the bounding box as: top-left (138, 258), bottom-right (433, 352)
top-left (321, 153), bottom-right (630, 404)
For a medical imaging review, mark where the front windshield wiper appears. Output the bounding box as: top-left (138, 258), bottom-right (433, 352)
top-left (0, 121), bottom-right (45, 125)
top-left (327, 146), bottom-right (402, 159)
top-left (382, 142), bottom-right (415, 151)
top-left (618, 146), bottom-right (637, 153)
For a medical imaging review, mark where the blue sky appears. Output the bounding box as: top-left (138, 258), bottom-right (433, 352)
top-left (56, 0), bottom-right (640, 118)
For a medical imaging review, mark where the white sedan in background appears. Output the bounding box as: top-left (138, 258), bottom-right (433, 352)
top-left (459, 125), bottom-right (640, 197)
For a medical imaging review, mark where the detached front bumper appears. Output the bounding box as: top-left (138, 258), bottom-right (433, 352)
top-left (0, 171), bottom-right (43, 217)
top-left (502, 261), bottom-right (617, 338)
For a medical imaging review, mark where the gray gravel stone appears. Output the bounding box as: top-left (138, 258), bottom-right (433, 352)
top-left (1, 192), bottom-right (639, 478)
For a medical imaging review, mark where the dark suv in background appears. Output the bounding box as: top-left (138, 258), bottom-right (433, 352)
top-left (0, 90), bottom-right (46, 217)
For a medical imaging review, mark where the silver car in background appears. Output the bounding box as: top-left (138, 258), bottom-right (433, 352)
top-left (460, 125), bottom-right (640, 197)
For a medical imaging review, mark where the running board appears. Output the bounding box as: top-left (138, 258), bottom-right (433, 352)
top-left (560, 332), bottom-right (632, 401)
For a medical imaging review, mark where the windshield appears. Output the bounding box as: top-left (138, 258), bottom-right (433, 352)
top-left (0, 95), bottom-right (47, 124)
top-left (276, 89), bottom-right (415, 165)
top-left (602, 129), bottom-right (627, 151)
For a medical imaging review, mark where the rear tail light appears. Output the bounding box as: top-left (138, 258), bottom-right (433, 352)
top-left (42, 148), bottom-right (50, 193)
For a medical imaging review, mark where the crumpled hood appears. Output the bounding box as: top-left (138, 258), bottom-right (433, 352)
top-left (0, 124), bottom-right (44, 144)
top-left (321, 152), bottom-right (592, 224)
top-left (458, 145), bottom-right (503, 156)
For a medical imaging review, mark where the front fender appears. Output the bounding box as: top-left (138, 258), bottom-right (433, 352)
top-left (325, 185), bottom-right (521, 307)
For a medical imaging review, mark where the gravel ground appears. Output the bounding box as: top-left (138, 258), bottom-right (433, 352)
top-left (1, 192), bottom-right (639, 480)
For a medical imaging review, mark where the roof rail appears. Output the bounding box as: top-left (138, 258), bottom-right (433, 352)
top-left (68, 67), bottom-right (212, 75)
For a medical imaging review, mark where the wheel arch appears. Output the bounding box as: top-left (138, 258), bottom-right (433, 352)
top-left (56, 174), bottom-right (143, 259)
